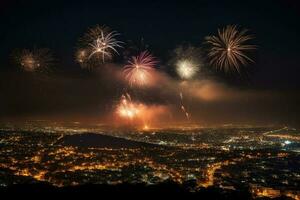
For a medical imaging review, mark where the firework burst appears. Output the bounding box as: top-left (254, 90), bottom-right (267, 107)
top-left (75, 49), bottom-right (88, 64)
top-left (170, 45), bottom-right (203, 80)
top-left (169, 46), bottom-right (203, 121)
top-left (114, 93), bottom-right (169, 128)
top-left (88, 30), bottom-right (122, 61)
top-left (123, 51), bottom-right (158, 87)
top-left (75, 48), bottom-right (99, 70)
top-left (176, 59), bottom-right (199, 80)
top-left (205, 25), bottom-right (256, 74)
top-left (14, 48), bottom-right (53, 72)
top-left (76, 25), bottom-right (123, 68)
top-left (81, 25), bottom-right (111, 44)
top-left (116, 94), bottom-right (140, 119)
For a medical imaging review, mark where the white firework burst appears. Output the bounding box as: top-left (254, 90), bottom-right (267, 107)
top-left (88, 30), bottom-right (123, 62)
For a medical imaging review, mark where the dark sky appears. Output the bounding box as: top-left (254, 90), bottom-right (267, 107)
top-left (1, 0), bottom-right (300, 87)
top-left (0, 0), bottom-right (299, 125)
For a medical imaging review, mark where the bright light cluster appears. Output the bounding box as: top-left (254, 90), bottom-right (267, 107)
top-left (176, 60), bottom-right (199, 80)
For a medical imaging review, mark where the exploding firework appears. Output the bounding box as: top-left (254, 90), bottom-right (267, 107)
top-left (14, 48), bottom-right (53, 72)
top-left (123, 51), bottom-right (158, 86)
top-left (116, 94), bottom-right (140, 119)
top-left (78, 25), bottom-right (123, 66)
top-left (170, 45), bottom-right (203, 80)
top-left (176, 60), bottom-right (199, 80)
top-left (75, 49), bottom-right (88, 65)
top-left (170, 46), bottom-right (203, 120)
top-left (87, 32), bottom-right (119, 61)
top-left (81, 25), bottom-right (111, 44)
top-left (114, 93), bottom-right (170, 128)
top-left (205, 25), bottom-right (256, 74)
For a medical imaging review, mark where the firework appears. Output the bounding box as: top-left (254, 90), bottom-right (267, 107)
top-left (176, 60), bottom-right (199, 80)
top-left (115, 94), bottom-right (169, 128)
top-left (74, 48), bottom-right (99, 70)
top-left (88, 31), bottom-right (119, 61)
top-left (123, 51), bottom-right (158, 86)
top-left (78, 25), bottom-right (123, 65)
top-left (75, 49), bottom-right (88, 65)
top-left (170, 46), bottom-right (202, 120)
top-left (205, 25), bottom-right (256, 74)
top-left (14, 48), bottom-right (53, 72)
top-left (81, 26), bottom-right (112, 44)
top-left (171, 45), bottom-right (203, 80)
top-left (75, 48), bottom-right (97, 70)
top-left (116, 94), bottom-right (141, 119)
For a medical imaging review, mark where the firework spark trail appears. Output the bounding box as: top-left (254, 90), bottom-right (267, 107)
top-left (205, 25), bottom-right (256, 74)
top-left (123, 51), bottom-right (158, 87)
top-left (179, 92), bottom-right (190, 121)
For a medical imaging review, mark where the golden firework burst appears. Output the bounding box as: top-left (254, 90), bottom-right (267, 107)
top-left (205, 25), bottom-right (256, 74)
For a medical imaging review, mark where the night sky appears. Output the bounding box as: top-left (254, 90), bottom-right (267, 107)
top-left (0, 0), bottom-right (299, 126)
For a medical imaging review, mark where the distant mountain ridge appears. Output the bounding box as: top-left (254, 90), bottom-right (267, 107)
top-left (62, 133), bottom-right (158, 149)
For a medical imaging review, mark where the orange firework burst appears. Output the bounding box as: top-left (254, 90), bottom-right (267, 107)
top-left (123, 51), bottom-right (158, 87)
top-left (205, 25), bottom-right (256, 74)
top-left (116, 94), bottom-right (141, 119)
top-left (114, 94), bottom-right (170, 128)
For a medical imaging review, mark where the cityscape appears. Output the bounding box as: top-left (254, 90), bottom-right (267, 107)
top-left (0, 122), bottom-right (299, 199)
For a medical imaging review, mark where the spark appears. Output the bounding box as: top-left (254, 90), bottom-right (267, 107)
top-left (205, 25), bottom-right (256, 74)
top-left (123, 51), bottom-right (158, 86)
top-left (176, 60), bottom-right (199, 80)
